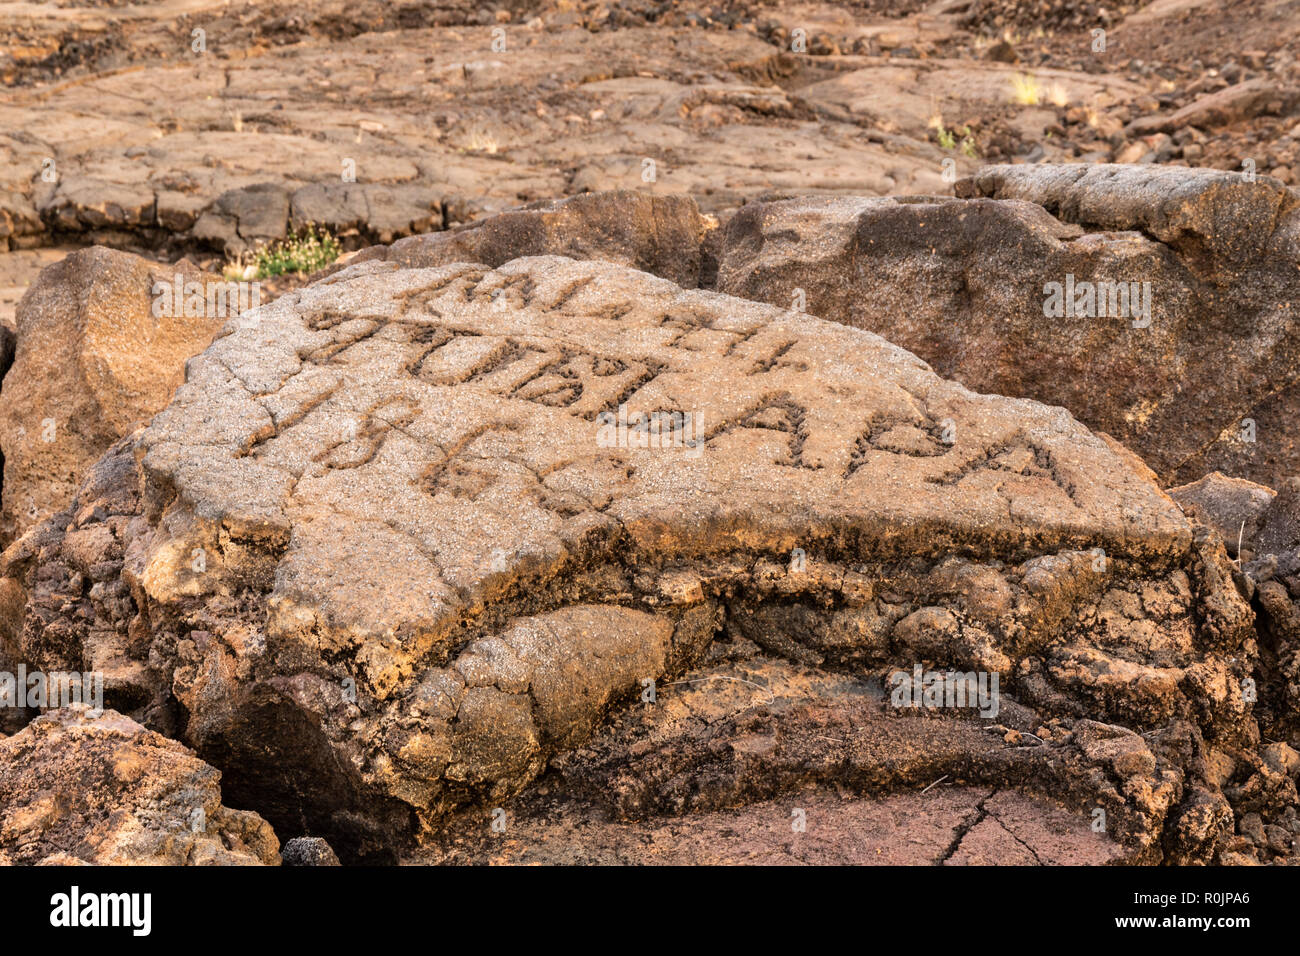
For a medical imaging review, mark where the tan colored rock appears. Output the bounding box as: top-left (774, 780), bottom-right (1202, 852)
top-left (0, 247), bottom-right (235, 546)
top-left (0, 256), bottom-right (1257, 860)
top-left (1, 4), bottom-right (951, 263)
top-left (0, 707), bottom-right (279, 865)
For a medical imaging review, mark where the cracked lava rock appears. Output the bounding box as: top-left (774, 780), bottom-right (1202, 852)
top-left (0, 254), bottom-right (1276, 863)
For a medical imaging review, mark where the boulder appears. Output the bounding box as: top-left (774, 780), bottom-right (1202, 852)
top-left (1170, 472), bottom-right (1276, 558)
top-left (0, 247), bottom-right (237, 547)
top-left (289, 182), bottom-right (443, 245)
top-left (345, 191), bottom-right (710, 289)
top-left (0, 707), bottom-right (279, 865)
top-left (0, 256), bottom-right (1257, 861)
top-left (1125, 80), bottom-right (1300, 136)
top-left (192, 183), bottom-right (292, 257)
top-left (714, 165), bottom-right (1300, 487)
top-left (957, 164), bottom-right (1297, 282)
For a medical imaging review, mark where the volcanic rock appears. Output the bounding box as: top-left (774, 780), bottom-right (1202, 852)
top-left (1170, 472), bottom-right (1276, 559)
top-left (0, 256), bottom-right (1258, 861)
top-left (422, 786), bottom-right (1131, 865)
top-left (1243, 480), bottom-right (1300, 757)
top-left (0, 320), bottom-right (13, 386)
top-left (345, 191), bottom-right (709, 289)
top-left (281, 836), bottom-right (341, 866)
top-left (958, 164), bottom-right (1297, 282)
top-left (0, 707), bottom-right (279, 866)
top-left (191, 184), bottom-right (292, 258)
top-left (714, 164), bottom-right (1300, 486)
top-left (289, 183), bottom-right (444, 247)
top-left (1125, 80), bottom-right (1300, 136)
top-left (0, 247), bottom-right (234, 547)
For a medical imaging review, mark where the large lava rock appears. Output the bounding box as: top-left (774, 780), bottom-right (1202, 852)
top-left (0, 256), bottom-right (1260, 861)
top-left (0, 707), bottom-right (279, 865)
top-left (714, 164), bottom-right (1300, 487)
top-left (0, 247), bottom-right (232, 548)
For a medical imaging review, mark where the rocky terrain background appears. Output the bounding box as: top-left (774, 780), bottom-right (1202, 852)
top-left (2, 0), bottom-right (1300, 867)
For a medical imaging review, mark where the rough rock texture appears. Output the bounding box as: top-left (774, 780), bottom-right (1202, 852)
top-left (1, 0), bottom-right (1294, 300)
top-left (958, 164), bottom-right (1297, 281)
top-left (1177, 474), bottom-right (1300, 863)
top-left (192, 182), bottom-right (446, 257)
top-left (344, 192), bottom-right (710, 289)
top-left (1244, 481), bottom-right (1300, 757)
top-left (1170, 472), bottom-right (1277, 560)
top-left (0, 247), bottom-right (231, 548)
top-left (0, 0), bottom-right (975, 265)
top-left (281, 835), bottom-right (341, 866)
top-left (423, 786), bottom-right (1131, 865)
top-left (0, 255), bottom-right (1265, 863)
top-left (421, 652), bottom-right (1167, 864)
top-left (713, 164), bottom-right (1300, 488)
top-left (0, 707), bottom-right (279, 865)
top-left (1124, 79), bottom-right (1300, 137)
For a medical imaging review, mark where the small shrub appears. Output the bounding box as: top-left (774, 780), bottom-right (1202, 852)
top-left (1010, 73), bottom-right (1042, 106)
top-left (248, 224), bottom-right (342, 279)
top-left (935, 124), bottom-right (978, 159)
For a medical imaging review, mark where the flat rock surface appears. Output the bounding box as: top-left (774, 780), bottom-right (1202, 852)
top-left (0, 2), bottom-right (960, 257)
top-left (141, 254), bottom-right (1188, 632)
top-left (416, 784), bottom-right (1127, 865)
top-left (4, 0), bottom-right (1298, 306)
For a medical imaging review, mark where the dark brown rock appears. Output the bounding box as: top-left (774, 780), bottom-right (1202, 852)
top-left (1170, 472), bottom-right (1276, 558)
top-left (289, 183), bottom-right (444, 245)
top-left (192, 183), bottom-right (292, 257)
top-left (281, 835), bottom-right (341, 866)
top-left (0, 321), bottom-right (13, 388)
top-left (1126, 80), bottom-right (1300, 136)
top-left (343, 191), bottom-right (710, 289)
top-left (714, 165), bottom-right (1300, 487)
